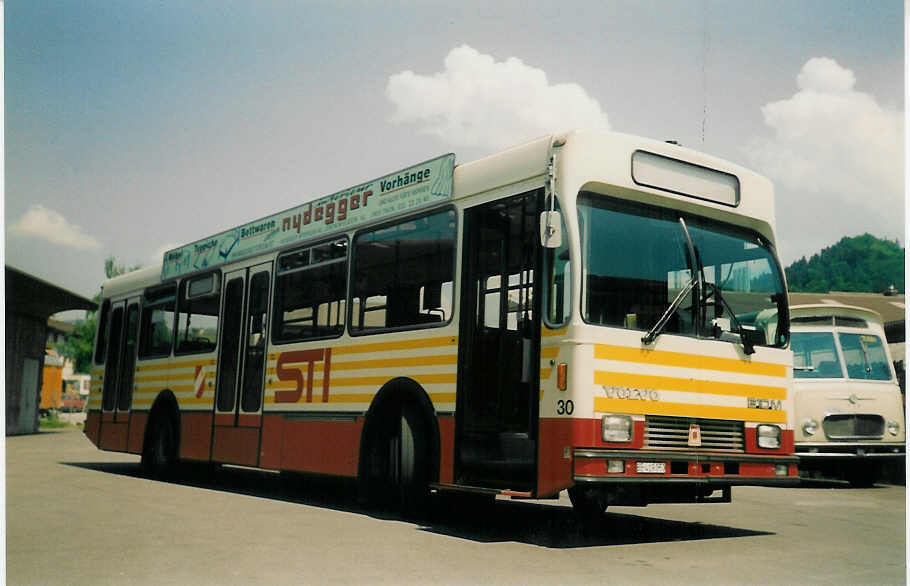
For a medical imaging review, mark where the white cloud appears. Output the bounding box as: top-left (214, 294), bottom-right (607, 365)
top-left (386, 45), bottom-right (610, 151)
top-left (149, 243), bottom-right (178, 266)
top-left (745, 57), bottom-right (903, 252)
top-left (9, 205), bottom-right (102, 250)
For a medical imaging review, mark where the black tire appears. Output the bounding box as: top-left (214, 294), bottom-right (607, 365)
top-left (568, 485), bottom-right (609, 517)
top-left (397, 404), bottom-right (429, 518)
top-left (361, 402), bottom-right (429, 517)
top-left (141, 414), bottom-right (177, 479)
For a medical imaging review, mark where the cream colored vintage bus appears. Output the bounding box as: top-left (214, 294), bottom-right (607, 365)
top-left (790, 304), bottom-right (905, 486)
top-left (87, 130), bottom-right (797, 518)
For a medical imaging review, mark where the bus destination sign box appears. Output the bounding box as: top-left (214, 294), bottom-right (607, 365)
top-left (162, 153), bottom-right (455, 281)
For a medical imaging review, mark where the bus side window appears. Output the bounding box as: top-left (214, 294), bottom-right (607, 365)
top-left (350, 208), bottom-right (455, 333)
top-left (175, 272), bottom-right (220, 355)
top-left (273, 239), bottom-right (347, 343)
top-left (138, 284), bottom-right (177, 358)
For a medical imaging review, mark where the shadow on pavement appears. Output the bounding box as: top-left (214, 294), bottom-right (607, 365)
top-left (64, 460), bottom-right (772, 548)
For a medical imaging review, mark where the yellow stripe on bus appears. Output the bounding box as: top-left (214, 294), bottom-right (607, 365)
top-left (267, 373), bottom-right (457, 389)
top-left (540, 347), bottom-right (560, 359)
top-left (542, 326), bottom-right (568, 338)
top-left (329, 355), bottom-right (457, 370)
top-left (267, 336), bottom-right (457, 361)
top-left (594, 371), bottom-right (787, 400)
top-left (135, 374), bottom-right (172, 383)
top-left (136, 358), bottom-right (216, 373)
top-left (594, 344), bottom-right (787, 378)
top-left (263, 392), bottom-right (457, 405)
top-left (593, 397), bottom-right (787, 424)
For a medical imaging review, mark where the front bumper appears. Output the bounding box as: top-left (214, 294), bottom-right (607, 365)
top-left (573, 448), bottom-right (799, 488)
top-left (796, 442), bottom-right (905, 460)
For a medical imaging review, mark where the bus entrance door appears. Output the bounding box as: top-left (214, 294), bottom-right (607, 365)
top-left (99, 297), bottom-right (140, 452)
top-left (456, 191), bottom-right (541, 490)
top-left (212, 262), bottom-right (272, 467)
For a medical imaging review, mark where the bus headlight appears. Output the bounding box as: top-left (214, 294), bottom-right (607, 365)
top-left (757, 424), bottom-right (782, 449)
top-left (802, 419), bottom-right (819, 437)
top-left (887, 420), bottom-right (901, 436)
top-left (602, 414), bottom-right (633, 442)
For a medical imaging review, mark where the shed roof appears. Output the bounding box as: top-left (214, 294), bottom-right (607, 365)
top-left (6, 266), bottom-right (97, 319)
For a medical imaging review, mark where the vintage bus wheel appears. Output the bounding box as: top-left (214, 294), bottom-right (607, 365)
top-left (396, 404), bottom-right (429, 518)
top-left (568, 485), bottom-right (609, 517)
top-left (141, 414), bottom-right (177, 478)
top-left (360, 401), bottom-right (430, 517)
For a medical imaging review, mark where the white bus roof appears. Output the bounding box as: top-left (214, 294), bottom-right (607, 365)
top-left (100, 265), bottom-right (161, 300)
top-left (790, 303), bottom-right (885, 326)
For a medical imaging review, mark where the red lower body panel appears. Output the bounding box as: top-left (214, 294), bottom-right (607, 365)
top-left (128, 412), bottom-right (148, 454)
top-left (438, 416), bottom-right (455, 484)
top-left (179, 412), bottom-right (213, 461)
top-left (84, 411), bottom-right (101, 447)
top-left (212, 426), bottom-right (261, 467)
top-left (279, 419), bottom-right (363, 477)
top-left (99, 421), bottom-right (129, 452)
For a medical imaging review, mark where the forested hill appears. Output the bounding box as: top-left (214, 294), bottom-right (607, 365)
top-left (785, 234), bottom-right (904, 293)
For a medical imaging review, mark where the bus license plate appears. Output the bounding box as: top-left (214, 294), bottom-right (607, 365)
top-left (636, 461), bottom-right (666, 474)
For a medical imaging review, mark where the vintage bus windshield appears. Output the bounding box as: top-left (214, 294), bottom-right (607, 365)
top-left (791, 331), bottom-right (892, 381)
top-left (578, 191), bottom-right (787, 347)
top-left (838, 333), bottom-right (892, 381)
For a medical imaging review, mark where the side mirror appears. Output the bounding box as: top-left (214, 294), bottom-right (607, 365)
top-left (539, 211), bottom-right (562, 248)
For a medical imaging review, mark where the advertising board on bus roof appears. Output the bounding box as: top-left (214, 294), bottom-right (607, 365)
top-left (161, 153), bottom-right (455, 281)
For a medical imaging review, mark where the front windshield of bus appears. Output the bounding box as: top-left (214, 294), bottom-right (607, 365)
top-left (577, 191), bottom-right (787, 347)
top-left (838, 333), bottom-right (892, 381)
top-left (791, 332), bottom-right (844, 378)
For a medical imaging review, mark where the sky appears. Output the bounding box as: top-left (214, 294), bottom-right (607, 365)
top-left (5, 1), bottom-right (905, 311)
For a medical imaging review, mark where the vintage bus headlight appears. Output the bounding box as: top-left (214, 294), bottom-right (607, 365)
top-left (887, 420), bottom-right (901, 436)
top-left (802, 419), bottom-right (819, 436)
top-left (602, 414), bottom-right (633, 442)
top-left (757, 424), bottom-right (782, 449)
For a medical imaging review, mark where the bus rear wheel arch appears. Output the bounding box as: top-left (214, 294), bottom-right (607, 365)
top-left (359, 378), bottom-right (439, 517)
top-left (140, 392), bottom-right (180, 479)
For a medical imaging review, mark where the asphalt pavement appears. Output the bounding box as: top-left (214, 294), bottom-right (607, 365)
top-left (6, 427), bottom-right (906, 585)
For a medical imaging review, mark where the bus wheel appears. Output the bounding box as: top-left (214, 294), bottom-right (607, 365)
top-left (141, 414), bottom-right (177, 479)
top-left (568, 485), bottom-right (609, 517)
top-left (396, 404), bottom-right (429, 518)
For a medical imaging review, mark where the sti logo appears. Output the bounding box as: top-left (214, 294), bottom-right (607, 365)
top-left (274, 348), bottom-right (333, 403)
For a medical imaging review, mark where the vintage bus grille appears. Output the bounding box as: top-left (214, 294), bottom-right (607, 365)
top-left (644, 416), bottom-right (745, 452)
top-left (823, 414), bottom-right (885, 440)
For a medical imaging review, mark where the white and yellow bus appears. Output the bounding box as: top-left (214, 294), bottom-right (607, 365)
top-left (790, 304), bottom-right (905, 486)
top-left (86, 130), bottom-right (797, 517)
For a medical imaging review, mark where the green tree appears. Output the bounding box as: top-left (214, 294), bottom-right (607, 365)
top-left (54, 256), bottom-right (141, 373)
top-left (785, 234), bottom-right (904, 293)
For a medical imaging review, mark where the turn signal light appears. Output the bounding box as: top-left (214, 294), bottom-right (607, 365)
top-left (557, 363), bottom-right (567, 391)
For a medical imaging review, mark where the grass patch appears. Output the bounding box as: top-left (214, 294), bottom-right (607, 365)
top-left (39, 413), bottom-right (72, 429)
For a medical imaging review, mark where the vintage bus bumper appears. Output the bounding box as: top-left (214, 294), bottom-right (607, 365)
top-left (573, 449), bottom-right (799, 491)
top-left (796, 442), bottom-right (905, 461)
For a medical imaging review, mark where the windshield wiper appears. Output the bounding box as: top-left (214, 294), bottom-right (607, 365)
top-left (859, 340), bottom-right (873, 374)
top-left (704, 282), bottom-right (755, 355)
top-left (642, 278), bottom-right (696, 345)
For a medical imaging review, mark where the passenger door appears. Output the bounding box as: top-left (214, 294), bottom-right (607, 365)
top-left (212, 262), bottom-right (272, 466)
top-left (456, 191), bottom-right (541, 489)
top-left (99, 297), bottom-right (140, 451)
